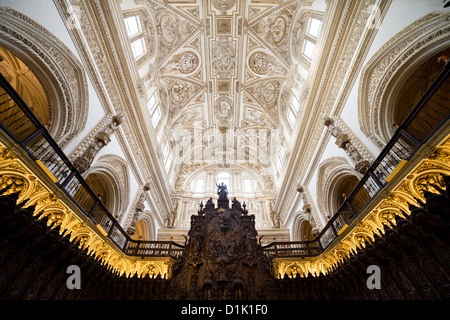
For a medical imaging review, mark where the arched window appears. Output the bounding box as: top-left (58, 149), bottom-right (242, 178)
top-left (216, 172), bottom-right (231, 190)
top-left (391, 47), bottom-right (450, 139)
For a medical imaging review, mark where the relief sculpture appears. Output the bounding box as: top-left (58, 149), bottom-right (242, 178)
top-left (166, 183), bottom-right (279, 299)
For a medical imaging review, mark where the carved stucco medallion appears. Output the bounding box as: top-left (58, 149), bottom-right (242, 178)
top-left (178, 51), bottom-right (199, 74)
top-left (270, 16), bottom-right (287, 44)
top-left (248, 51), bottom-right (270, 75)
top-left (212, 0), bottom-right (236, 12)
top-left (170, 82), bottom-right (190, 103)
top-left (215, 96), bottom-right (233, 123)
top-left (211, 38), bottom-right (236, 78)
top-left (160, 14), bottom-right (177, 44)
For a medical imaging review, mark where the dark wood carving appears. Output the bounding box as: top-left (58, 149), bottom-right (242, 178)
top-left (0, 177), bottom-right (449, 300)
top-left (166, 183), bottom-right (279, 299)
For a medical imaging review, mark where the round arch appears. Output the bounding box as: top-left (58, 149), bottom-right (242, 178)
top-left (317, 157), bottom-right (362, 220)
top-left (291, 212), bottom-right (315, 241)
top-left (0, 7), bottom-right (88, 148)
top-left (0, 47), bottom-right (50, 127)
top-left (131, 213), bottom-right (156, 241)
top-left (358, 12), bottom-right (450, 148)
top-left (84, 154), bottom-right (130, 218)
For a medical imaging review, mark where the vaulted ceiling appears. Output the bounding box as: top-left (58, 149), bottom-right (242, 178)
top-left (118, 0), bottom-right (323, 195)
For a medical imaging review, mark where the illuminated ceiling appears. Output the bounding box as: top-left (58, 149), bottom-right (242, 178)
top-left (118, 0), bottom-right (322, 194)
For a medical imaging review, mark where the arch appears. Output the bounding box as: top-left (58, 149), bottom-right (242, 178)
top-left (332, 175), bottom-right (360, 213)
top-left (291, 211), bottom-right (313, 241)
top-left (84, 154), bottom-right (130, 218)
top-left (181, 164), bottom-right (266, 195)
top-left (0, 47), bottom-right (50, 127)
top-left (316, 157), bottom-right (361, 220)
top-left (0, 7), bottom-right (88, 148)
top-left (358, 12), bottom-right (450, 148)
top-left (131, 214), bottom-right (155, 241)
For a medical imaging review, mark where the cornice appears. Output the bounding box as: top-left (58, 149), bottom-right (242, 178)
top-left (274, 0), bottom-right (354, 215)
top-left (276, 0), bottom-right (382, 223)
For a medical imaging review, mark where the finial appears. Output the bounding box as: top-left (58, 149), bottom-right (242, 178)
top-left (242, 201), bottom-right (248, 215)
top-left (198, 201), bottom-right (204, 215)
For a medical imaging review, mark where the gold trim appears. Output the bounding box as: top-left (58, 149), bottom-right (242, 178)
top-left (35, 159), bottom-right (59, 183)
top-left (0, 139), bottom-right (172, 279)
top-left (96, 224), bottom-right (108, 237)
top-left (272, 133), bottom-right (450, 278)
top-left (385, 159), bottom-right (408, 182)
top-left (1, 130), bottom-right (449, 279)
top-left (336, 223), bottom-right (349, 236)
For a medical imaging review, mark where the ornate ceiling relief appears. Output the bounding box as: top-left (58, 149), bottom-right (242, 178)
top-left (248, 6), bottom-right (296, 65)
top-left (154, 8), bottom-right (199, 66)
top-left (211, 37), bottom-right (237, 79)
top-left (115, 0), bottom-right (312, 233)
top-left (212, 0), bottom-right (236, 13)
top-left (215, 96), bottom-right (233, 124)
top-left (245, 80), bottom-right (282, 122)
top-left (160, 50), bottom-right (200, 75)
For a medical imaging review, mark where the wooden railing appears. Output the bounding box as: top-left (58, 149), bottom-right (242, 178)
top-left (264, 61), bottom-right (450, 258)
top-left (1, 60), bottom-right (449, 260)
top-left (0, 71), bottom-right (183, 259)
top-left (125, 240), bottom-right (185, 257)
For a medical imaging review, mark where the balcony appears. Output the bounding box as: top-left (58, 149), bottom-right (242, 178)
top-left (264, 61), bottom-right (450, 277)
top-left (0, 70), bottom-right (183, 277)
top-left (0, 59), bottom-right (449, 278)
